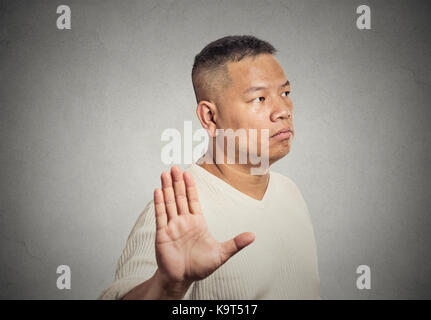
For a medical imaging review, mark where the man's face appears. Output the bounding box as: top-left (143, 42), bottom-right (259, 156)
top-left (215, 53), bottom-right (294, 165)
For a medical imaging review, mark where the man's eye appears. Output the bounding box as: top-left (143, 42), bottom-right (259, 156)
top-left (252, 97), bottom-right (265, 103)
top-left (281, 90), bottom-right (291, 97)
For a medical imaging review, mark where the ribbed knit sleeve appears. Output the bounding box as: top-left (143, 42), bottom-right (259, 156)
top-left (98, 201), bottom-right (158, 300)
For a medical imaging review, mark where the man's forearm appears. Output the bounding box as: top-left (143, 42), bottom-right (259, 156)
top-left (121, 269), bottom-right (193, 300)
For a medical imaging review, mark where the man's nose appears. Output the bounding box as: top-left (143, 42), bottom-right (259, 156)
top-left (270, 97), bottom-right (292, 121)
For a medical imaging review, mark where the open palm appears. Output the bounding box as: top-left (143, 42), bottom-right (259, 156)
top-left (153, 166), bottom-right (255, 284)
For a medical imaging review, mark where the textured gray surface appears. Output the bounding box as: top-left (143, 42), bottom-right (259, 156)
top-left (0, 0), bottom-right (430, 299)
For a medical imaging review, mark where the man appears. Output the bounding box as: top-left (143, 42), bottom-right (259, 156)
top-left (99, 35), bottom-right (321, 299)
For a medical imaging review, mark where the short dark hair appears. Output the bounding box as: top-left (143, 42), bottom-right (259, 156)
top-left (191, 35), bottom-right (277, 104)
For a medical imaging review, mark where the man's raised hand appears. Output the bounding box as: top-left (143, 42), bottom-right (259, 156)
top-left (153, 165), bottom-right (255, 287)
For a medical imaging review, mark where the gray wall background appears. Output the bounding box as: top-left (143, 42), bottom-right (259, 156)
top-left (1, 0), bottom-right (430, 299)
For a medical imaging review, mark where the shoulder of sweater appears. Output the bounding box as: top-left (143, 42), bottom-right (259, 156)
top-left (270, 169), bottom-right (301, 192)
top-left (127, 199), bottom-right (156, 237)
top-left (137, 199), bottom-right (155, 220)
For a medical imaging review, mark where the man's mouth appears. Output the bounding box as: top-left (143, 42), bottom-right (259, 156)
top-left (271, 129), bottom-right (293, 139)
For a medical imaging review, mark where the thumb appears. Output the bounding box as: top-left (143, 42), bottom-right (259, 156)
top-left (219, 232), bottom-right (255, 265)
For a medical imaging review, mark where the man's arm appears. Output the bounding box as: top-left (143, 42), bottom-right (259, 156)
top-left (121, 268), bottom-right (192, 300)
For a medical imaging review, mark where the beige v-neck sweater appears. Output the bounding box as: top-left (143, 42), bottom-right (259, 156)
top-left (99, 162), bottom-right (321, 299)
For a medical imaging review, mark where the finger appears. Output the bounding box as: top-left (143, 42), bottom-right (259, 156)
top-left (183, 171), bottom-right (202, 214)
top-left (161, 171), bottom-right (178, 221)
top-left (154, 188), bottom-right (167, 230)
top-left (171, 166), bottom-right (190, 215)
top-left (219, 232), bottom-right (255, 265)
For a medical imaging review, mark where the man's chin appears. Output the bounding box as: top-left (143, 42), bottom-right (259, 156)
top-left (269, 148), bottom-right (291, 165)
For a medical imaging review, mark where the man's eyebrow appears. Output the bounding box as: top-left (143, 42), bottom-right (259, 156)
top-left (281, 79), bottom-right (290, 87)
top-left (243, 79), bottom-right (291, 95)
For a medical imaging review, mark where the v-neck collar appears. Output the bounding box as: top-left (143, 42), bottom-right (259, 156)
top-left (189, 162), bottom-right (272, 208)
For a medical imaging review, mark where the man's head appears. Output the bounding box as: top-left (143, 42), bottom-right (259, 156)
top-left (192, 35), bottom-right (277, 105)
top-left (192, 35), bottom-right (294, 167)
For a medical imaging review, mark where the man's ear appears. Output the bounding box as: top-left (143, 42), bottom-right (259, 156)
top-left (196, 100), bottom-right (218, 137)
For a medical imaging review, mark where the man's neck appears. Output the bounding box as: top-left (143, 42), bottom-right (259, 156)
top-left (197, 157), bottom-right (270, 201)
